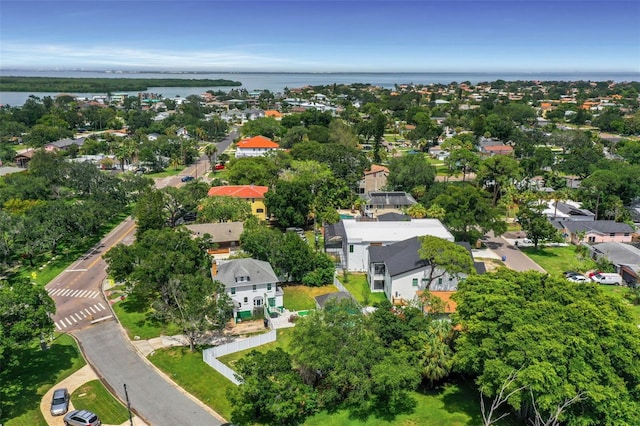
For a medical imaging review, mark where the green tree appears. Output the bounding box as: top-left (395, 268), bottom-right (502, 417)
top-left (387, 153), bottom-right (436, 194)
top-left (417, 235), bottom-right (474, 290)
top-left (229, 348), bottom-right (318, 426)
top-left (204, 143), bottom-right (218, 172)
top-left (476, 155), bottom-right (521, 206)
top-left (454, 270), bottom-right (640, 425)
top-left (226, 156), bottom-right (280, 186)
top-left (516, 199), bottom-right (561, 249)
top-left (241, 117), bottom-right (284, 139)
top-left (265, 180), bottom-right (313, 228)
top-left (197, 196), bottom-right (252, 223)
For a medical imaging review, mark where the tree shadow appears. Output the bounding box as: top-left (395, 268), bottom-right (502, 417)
top-left (0, 340), bottom-right (80, 421)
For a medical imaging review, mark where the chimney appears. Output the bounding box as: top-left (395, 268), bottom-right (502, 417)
top-left (211, 260), bottom-right (217, 277)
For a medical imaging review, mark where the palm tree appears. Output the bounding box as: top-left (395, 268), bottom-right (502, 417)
top-left (204, 144), bottom-right (218, 172)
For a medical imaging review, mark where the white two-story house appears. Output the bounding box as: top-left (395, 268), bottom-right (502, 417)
top-left (211, 258), bottom-right (283, 321)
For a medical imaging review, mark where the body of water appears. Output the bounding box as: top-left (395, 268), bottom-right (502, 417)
top-left (1, 70), bottom-right (639, 107)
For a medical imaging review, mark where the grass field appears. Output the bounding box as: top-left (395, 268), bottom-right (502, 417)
top-left (283, 284), bottom-right (338, 311)
top-left (0, 334), bottom-right (86, 426)
top-left (520, 245), bottom-right (597, 277)
top-left (71, 380), bottom-right (130, 425)
top-left (342, 273), bottom-right (388, 305)
top-left (218, 328), bottom-right (295, 368)
top-left (149, 346), bottom-right (235, 421)
top-left (111, 293), bottom-right (182, 340)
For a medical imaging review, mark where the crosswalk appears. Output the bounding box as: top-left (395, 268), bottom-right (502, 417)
top-left (54, 302), bottom-right (107, 330)
top-left (47, 288), bottom-right (100, 299)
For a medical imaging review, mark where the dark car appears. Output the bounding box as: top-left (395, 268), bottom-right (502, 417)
top-left (181, 175), bottom-right (195, 182)
top-left (50, 387), bottom-right (69, 416)
top-left (63, 409), bottom-right (101, 426)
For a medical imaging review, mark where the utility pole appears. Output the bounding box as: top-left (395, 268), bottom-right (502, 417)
top-left (124, 383), bottom-right (134, 426)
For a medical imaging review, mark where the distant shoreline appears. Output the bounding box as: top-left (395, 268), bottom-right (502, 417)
top-left (0, 76), bottom-right (242, 92)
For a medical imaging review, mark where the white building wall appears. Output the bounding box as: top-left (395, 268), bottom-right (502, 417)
top-left (229, 282), bottom-right (277, 312)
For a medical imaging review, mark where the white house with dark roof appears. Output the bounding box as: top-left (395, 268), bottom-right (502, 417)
top-left (363, 191), bottom-right (417, 215)
top-left (324, 218), bottom-right (454, 272)
top-left (211, 258), bottom-right (283, 320)
top-left (368, 238), bottom-right (479, 305)
top-left (589, 242), bottom-right (640, 286)
top-left (543, 200), bottom-right (595, 222)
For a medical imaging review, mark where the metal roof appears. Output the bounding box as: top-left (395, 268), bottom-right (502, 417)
top-left (342, 218), bottom-right (454, 243)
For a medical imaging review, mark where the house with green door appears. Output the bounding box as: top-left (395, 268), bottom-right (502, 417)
top-left (211, 258), bottom-right (283, 320)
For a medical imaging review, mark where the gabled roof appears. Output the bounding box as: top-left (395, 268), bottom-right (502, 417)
top-left (315, 291), bottom-right (355, 309)
top-left (364, 164), bottom-right (389, 176)
top-left (46, 138), bottom-right (85, 149)
top-left (237, 135), bottom-right (280, 149)
top-left (213, 258), bottom-right (278, 288)
top-left (562, 220), bottom-right (634, 235)
top-left (207, 185), bottom-right (268, 199)
top-left (183, 222), bottom-right (244, 243)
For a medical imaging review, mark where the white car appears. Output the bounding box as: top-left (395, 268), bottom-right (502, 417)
top-left (567, 274), bottom-right (588, 283)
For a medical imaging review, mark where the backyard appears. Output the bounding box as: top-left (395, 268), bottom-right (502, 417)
top-left (283, 284), bottom-right (338, 311)
top-left (342, 272), bottom-right (388, 305)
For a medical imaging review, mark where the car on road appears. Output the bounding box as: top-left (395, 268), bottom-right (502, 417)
top-left (567, 274), bottom-right (588, 283)
top-left (181, 175), bottom-right (195, 182)
top-left (50, 387), bottom-right (69, 416)
top-left (63, 409), bottom-right (101, 426)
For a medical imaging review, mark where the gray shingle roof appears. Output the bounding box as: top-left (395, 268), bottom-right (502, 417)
top-left (364, 191), bottom-right (417, 207)
top-left (591, 242), bottom-right (640, 269)
top-left (562, 220), bottom-right (634, 235)
top-left (315, 291), bottom-right (355, 309)
top-left (184, 222), bottom-right (244, 243)
top-left (213, 258), bottom-right (278, 289)
top-left (377, 212), bottom-right (411, 221)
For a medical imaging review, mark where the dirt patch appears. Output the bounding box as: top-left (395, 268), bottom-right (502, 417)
top-left (224, 319), bottom-right (267, 335)
top-left (477, 258), bottom-right (504, 272)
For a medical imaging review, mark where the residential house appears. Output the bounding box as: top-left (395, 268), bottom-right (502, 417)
top-left (207, 185), bottom-right (269, 220)
top-left (324, 218), bottom-right (454, 272)
top-left (14, 149), bottom-right (36, 168)
top-left (235, 135), bottom-right (280, 158)
top-left (363, 191), bottom-right (417, 215)
top-left (211, 258), bottom-right (284, 320)
top-left (183, 222), bottom-right (244, 256)
top-left (44, 137), bottom-right (85, 152)
top-left (589, 242), bottom-right (640, 286)
top-left (543, 200), bottom-right (595, 222)
top-left (428, 145), bottom-right (449, 161)
top-left (367, 237), bottom-right (474, 305)
top-left (357, 164), bottom-right (389, 195)
top-left (554, 220), bottom-right (634, 244)
top-left (264, 110), bottom-right (283, 120)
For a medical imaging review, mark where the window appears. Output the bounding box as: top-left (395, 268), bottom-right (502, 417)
top-left (624, 233), bottom-right (630, 236)
top-left (609, 233), bottom-right (616, 237)
top-left (588, 236), bottom-right (596, 243)
top-left (257, 208), bottom-right (264, 213)
top-left (267, 283), bottom-right (272, 291)
top-left (243, 297), bottom-right (248, 303)
top-left (252, 284), bottom-right (257, 292)
top-left (412, 278), bottom-right (418, 287)
top-left (349, 245), bottom-right (354, 253)
top-left (438, 278), bottom-right (443, 285)
top-left (231, 287), bottom-right (236, 295)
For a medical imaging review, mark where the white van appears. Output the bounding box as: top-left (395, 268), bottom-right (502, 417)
top-left (590, 273), bottom-right (623, 285)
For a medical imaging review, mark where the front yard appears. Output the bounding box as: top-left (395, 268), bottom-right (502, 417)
top-left (520, 245), bottom-right (596, 276)
top-left (283, 284), bottom-right (338, 311)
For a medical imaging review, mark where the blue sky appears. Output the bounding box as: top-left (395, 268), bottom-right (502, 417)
top-left (1, 0), bottom-right (638, 72)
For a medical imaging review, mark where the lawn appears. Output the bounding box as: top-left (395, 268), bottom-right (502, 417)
top-left (111, 293), bottom-right (182, 340)
top-left (520, 245), bottom-right (597, 277)
top-left (303, 382), bottom-right (489, 426)
top-left (218, 328), bottom-right (295, 368)
top-left (283, 284), bottom-right (338, 311)
top-left (342, 273), bottom-right (387, 305)
top-left (71, 380), bottom-right (130, 425)
top-left (0, 334), bottom-right (86, 426)
top-left (149, 346), bottom-right (235, 422)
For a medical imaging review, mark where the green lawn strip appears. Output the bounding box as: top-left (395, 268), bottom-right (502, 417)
top-left (111, 295), bottom-right (182, 340)
top-left (0, 334), bottom-right (86, 426)
top-left (343, 273), bottom-right (387, 305)
top-left (147, 167), bottom-right (184, 178)
top-left (303, 382), bottom-right (488, 426)
top-left (520, 245), bottom-right (597, 277)
top-left (148, 346), bottom-right (235, 421)
top-left (217, 328), bottom-right (294, 369)
top-left (71, 380), bottom-right (130, 425)
top-left (283, 284), bottom-right (338, 311)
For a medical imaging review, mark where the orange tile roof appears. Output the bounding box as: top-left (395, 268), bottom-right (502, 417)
top-left (485, 145), bottom-right (514, 153)
top-left (364, 164), bottom-right (389, 175)
top-left (237, 135), bottom-right (280, 149)
top-left (207, 185), bottom-right (268, 199)
top-left (264, 110), bottom-right (283, 118)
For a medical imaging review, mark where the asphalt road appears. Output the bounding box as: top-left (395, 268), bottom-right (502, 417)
top-left (483, 232), bottom-right (546, 273)
top-left (74, 321), bottom-right (223, 426)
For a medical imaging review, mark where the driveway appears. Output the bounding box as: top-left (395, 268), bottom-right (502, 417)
top-left (73, 320), bottom-right (224, 426)
top-left (483, 232), bottom-right (546, 273)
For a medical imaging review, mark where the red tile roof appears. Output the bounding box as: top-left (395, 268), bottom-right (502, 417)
top-left (426, 291), bottom-right (458, 314)
top-left (364, 164), bottom-right (389, 175)
top-left (207, 185), bottom-right (268, 199)
top-left (237, 135), bottom-right (279, 149)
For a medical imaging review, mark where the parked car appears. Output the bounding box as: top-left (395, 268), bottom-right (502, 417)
top-left (181, 175), bottom-right (195, 182)
top-left (50, 387), bottom-right (69, 416)
top-left (215, 164), bottom-right (225, 170)
top-left (567, 274), bottom-right (588, 283)
top-left (590, 273), bottom-right (623, 285)
top-left (563, 271), bottom-right (579, 278)
top-left (63, 409), bottom-right (101, 426)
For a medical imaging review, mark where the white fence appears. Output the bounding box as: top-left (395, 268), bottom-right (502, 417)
top-left (202, 329), bottom-right (277, 384)
top-left (333, 273), bottom-right (348, 293)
